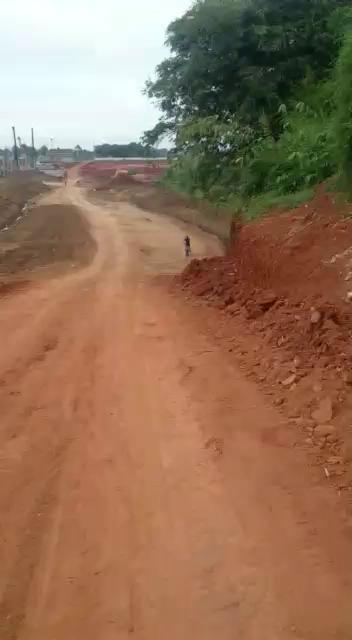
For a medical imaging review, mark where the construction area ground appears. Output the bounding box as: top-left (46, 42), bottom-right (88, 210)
top-left (0, 169), bottom-right (352, 639)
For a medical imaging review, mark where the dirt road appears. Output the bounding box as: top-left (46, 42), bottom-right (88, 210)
top-left (0, 183), bottom-right (352, 640)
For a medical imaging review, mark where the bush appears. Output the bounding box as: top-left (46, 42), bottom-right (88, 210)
top-left (164, 81), bottom-right (337, 213)
top-left (334, 31), bottom-right (352, 190)
top-left (242, 99), bottom-right (335, 197)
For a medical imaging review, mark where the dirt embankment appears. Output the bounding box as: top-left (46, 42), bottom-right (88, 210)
top-left (0, 172), bottom-right (51, 230)
top-left (0, 174), bottom-right (96, 287)
top-left (177, 187), bottom-right (352, 493)
top-left (0, 204), bottom-right (95, 277)
top-left (87, 181), bottom-right (233, 243)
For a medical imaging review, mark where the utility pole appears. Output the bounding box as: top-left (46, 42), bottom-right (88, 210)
top-left (12, 126), bottom-right (19, 170)
top-left (31, 128), bottom-right (36, 168)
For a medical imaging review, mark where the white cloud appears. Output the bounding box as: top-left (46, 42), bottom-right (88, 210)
top-left (0, 0), bottom-right (191, 149)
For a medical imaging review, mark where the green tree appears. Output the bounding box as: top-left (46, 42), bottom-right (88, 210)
top-left (334, 30), bottom-right (352, 188)
top-left (146, 0), bottom-right (349, 142)
top-left (94, 142), bottom-right (167, 158)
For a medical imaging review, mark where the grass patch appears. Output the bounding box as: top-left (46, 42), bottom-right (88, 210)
top-left (244, 188), bottom-right (314, 219)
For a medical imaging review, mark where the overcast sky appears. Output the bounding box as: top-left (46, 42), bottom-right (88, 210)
top-left (0, 0), bottom-right (191, 150)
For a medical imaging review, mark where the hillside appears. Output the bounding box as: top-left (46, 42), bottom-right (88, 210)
top-left (145, 0), bottom-right (352, 217)
top-left (176, 185), bottom-right (352, 492)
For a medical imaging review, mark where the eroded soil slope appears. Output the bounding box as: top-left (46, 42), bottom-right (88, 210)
top-left (177, 187), bottom-right (352, 493)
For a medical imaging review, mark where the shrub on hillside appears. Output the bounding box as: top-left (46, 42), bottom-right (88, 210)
top-left (334, 31), bottom-right (352, 190)
top-left (242, 108), bottom-right (335, 196)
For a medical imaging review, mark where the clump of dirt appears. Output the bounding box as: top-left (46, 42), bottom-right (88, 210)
top-left (0, 204), bottom-right (96, 277)
top-left (0, 280), bottom-right (30, 296)
top-left (181, 252), bottom-right (352, 366)
top-left (94, 172), bottom-right (140, 191)
top-left (176, 186), bottom-right (352, 493)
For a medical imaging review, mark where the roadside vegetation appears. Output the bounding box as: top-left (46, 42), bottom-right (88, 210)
top-left (144, 0), bottom-right (352, 217)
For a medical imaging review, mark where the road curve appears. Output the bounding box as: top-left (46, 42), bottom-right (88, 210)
top-left (0, 183), bottom-right (351, 640)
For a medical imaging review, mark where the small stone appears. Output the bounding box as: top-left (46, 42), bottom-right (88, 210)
top-left (274, 398), bottom-right (284, 407)
top-left (224, 295), bottom-right (234, 307)
top-left (324, 318), bottom-right (338, 332)
top-left (227, 303), bottom-right (239, 316)
top-left (288, 408), bottom-right (300, 418)
top-left (326, 456), bottom-right (343, 465)
top-left (342, 371), bottom-right (352, 386)
top-left (281, 374), bottom-right (297, 387)
top-left (342, 442), bottom-right (352, 461)
top-left (304, 437), bottom-right (313, 445)
top-left (258, 293), bottom-right (277, 312)
top-left (339, 483), bottom-right (350, 492)
top-left (311, 397), bottom-right (333, 424)
top-left (346, 291), bottom-right (352, 302)
top-left (293, 356), bottom-right (301, 369)
top-left (313, 383), bottom-right (323, 394)
top-left (315, 424), bottom-right (335, 438)
top-left (310, 310), bottom-right (322, 325)
top-left (205, 437), bottom-right (223, 456)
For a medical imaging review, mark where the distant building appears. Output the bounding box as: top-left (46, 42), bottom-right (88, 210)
top-left (18, 152), bottom-right (31, 170)
top-left (0, 149), bottom-right (25, 174)
top-left (0, 147), bottom-right (76, 175)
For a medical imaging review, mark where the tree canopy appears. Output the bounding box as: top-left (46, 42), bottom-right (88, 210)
top-left (144, 0), bottom-right (352, 209)
top-left (145, 0), bottom-right (350, 141)
top-left (94, 142), bottom-right (168, 158)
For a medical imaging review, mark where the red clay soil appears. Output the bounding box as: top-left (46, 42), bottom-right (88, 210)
top-left (177, 186), bottom-right (352, 492)
top-left (3, 185), bottom-right (352, 639)
top-left (79, 160), bottom-right (168, 182)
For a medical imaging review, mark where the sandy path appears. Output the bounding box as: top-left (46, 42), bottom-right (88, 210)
top-left (0, 183), bottom-right (351, 639)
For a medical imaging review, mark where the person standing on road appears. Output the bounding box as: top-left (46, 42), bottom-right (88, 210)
top-left (184, 235), bottom-right (191, 257)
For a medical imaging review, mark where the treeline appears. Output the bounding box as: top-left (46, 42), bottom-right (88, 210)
top-left (94, 143), bottom-right (168, 158)
top-left (144, 0), bottom-right (352, 215)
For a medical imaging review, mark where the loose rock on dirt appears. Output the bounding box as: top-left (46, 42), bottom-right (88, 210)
top-left (312, 397), bottom-right (334, 425)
